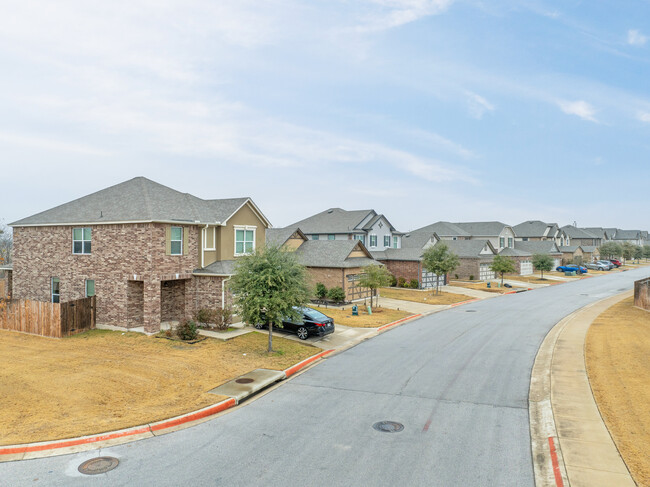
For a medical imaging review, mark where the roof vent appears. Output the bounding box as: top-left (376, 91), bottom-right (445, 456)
top-left (327, 209), bottom-right (333, 213)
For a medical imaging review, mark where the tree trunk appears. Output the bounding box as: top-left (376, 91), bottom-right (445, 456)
top-left (268, 324), bottom-right (274, 352)
top-left (501, 273), bottom-right (504, 286)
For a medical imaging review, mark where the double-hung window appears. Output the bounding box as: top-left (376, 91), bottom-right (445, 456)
top-left (170, 227), bottom-right (183, 255)
top-left (369, 235), bottom-right (377, 247)
top-left (235, 227), bottom-right (255, 255)
top-left (499, 237), bottom-right (505, 248)
top-left (383, 236), bottom-right (390, 247)
top-left (51, 277), bottom-right (60, 303)
top-left (73, 228), bottom-right (91, 254)
top-left (508, 237), bottom-right (513, 248)
top-left (328, 234), bottom-right (335, 240)
top-left (392, 236), bottom-right (398, 249)
top-left (312, 235), bottom-right (320, 240)
top-left (353, 234), bottom-right (366, 245)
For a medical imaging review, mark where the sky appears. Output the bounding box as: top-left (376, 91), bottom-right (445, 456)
top-left (1, 0), bottom-right (649, 232)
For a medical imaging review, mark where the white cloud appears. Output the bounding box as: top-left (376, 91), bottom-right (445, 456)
top-left (0, 131), bottom-right (110, 156)
top-left (627, 29), bottom-right (647, 46)
top-left (637, 111), bottom-right (650, 123)
top-left (465, 91), bottom-right (495, 119)
top-left (557, 100), bottom-right (598, 122)
top-left (355, 0), bottom-right (455, 32)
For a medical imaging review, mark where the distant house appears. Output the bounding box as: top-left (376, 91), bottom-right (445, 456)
top-left (453, 221), bottom-right (517, 251)
top-left (513, 221), bottom-right (569, 247)
top-left (561, 226), bottom-right (601, 247)
top-left (498, 248), bottom-right (534, 276)
top-left (581, 246), bottom-right (600, 262)
top-left (266, 227), bottom-right (377, 301)
top-left (513, 241), bottom-right (564, 269)
top-left (558, 245), bottom-right (584, 265)
top-left (582, 227), bottom-right (612, 244)
top-left (10, 177), bottom-right (272, 333)
top-left (286, 208), bottom-right (403, 250)
top-left (612, 230), bottom-right (645, 246)
top-left (434, 240), bottom-right (497, 280)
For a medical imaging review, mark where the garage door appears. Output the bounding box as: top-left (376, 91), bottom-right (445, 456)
top-left (520, 261), bottom-right (533, 276)
top-left (421, 270), bottom-right (444, 289)
top-left (479, 263), bottom-right (495, 280)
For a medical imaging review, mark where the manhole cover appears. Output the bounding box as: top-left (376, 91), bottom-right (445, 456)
top-left (235, 378), bottom-right (254, 384)
top-left (78, 457), bottom-right (119, 475)
top-left (373, 421), bottom-right (404, 433)
top-left (465, 310), bottom-right (477, 312)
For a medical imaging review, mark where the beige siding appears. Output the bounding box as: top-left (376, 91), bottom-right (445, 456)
top-left (218, 202), bottom-right (268, 261)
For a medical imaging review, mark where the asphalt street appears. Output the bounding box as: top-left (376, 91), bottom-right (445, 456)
top-left (2, 267), bottom-right (648, 487)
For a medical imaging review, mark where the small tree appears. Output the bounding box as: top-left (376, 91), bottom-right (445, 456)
top-left (315, 282), bottom-right (328, 300)
top-left (0, 223), bottom-right (11, 266)
top-left (633, 245), bottom-right (643, 263)
top-left (599, 242), bottom-right (621, 260)
top-left (532, 253), bottom-right (553, 279)
top-left (421, 244), bottom-right (460, 294)
top-left (621, 242), bottom-right (635, 264)
top-left (643, 245), bottom-right (650, 262)
top-left (357, 264), bottom-right (393, 307)
top-left (327, 286), bottom-right (346, 303)
top-left (229, 245), bottom-right (311, 352)
top-left (490, 255), bottom-right (516, 286)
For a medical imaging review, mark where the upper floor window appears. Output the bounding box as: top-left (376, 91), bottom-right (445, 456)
top-left (522, 237), bottom-right (529, 241)
top-left (383, 235), bottom-right (390, 247)
top-left (369, 235), bottom-right (377, 247)
top-left (508, 237), bottom-right (513, 248)
top-left (235, 227), bottom-right (255, 255)
top-left (170, 227), bottom-right (183, 255)
top-left (328, 234), bottom-right (335, 240)
top-left (312, 235), bottom-right (320, 240)
top-left (51, 277), bottom-right (60, 303)
top-left (499, 237), bottom-right (505, 248)
top-left (73, 228), bottom-right (91, 254)
top-left (354, 234), bottom-right (366, 245)
top-left (392, 236), bottom-right (398, 249)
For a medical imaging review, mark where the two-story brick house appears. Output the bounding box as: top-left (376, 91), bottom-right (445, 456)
top-left (10, 177), bottom-right (271, 333)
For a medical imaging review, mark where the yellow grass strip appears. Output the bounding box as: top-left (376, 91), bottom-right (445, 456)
top-left (586, 297), bottom-right (650, 486)
top-left (379, 287), bottom-right (472, 304)
top-left (311, 305), bottom-right (412, 328)
top-left (0, 329), bottom-right (316, 446)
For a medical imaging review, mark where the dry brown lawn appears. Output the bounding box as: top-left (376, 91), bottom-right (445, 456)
top-left (502, 274), bottom-right (557, 284)
top-left (448, 280), bottom-right (522, 293)
top-left (586, 297), bottom-right (650, 486)
top-left (311, 305), bottom-right (412, 328)
top-left (0, 329), bottom-right (317, 445)
top-left (379, 287), bottom-right (472, 304)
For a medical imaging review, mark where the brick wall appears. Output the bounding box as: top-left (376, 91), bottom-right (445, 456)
top-left (380, 260), bottom-right (420, 282)
top-left (453, 258), bottom-right (494, 280)
top-left (307, 267), bottom-right (345, 295)
top-left (13, 223), bottom-right (200, 332)
top-left (161, 279), bottom-right (186, 322)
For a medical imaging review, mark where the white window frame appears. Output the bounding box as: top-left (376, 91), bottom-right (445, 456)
top-left (499, 237), bottom-right (505, 248)
top-left (369, 235), bottom-right (377, 247)
top-left (85, 279), bottom-right (95, 297)
top-left (383, 235), bottom-right (390, 247)
top-left (234, 225), bottom-right (256, 256)
top-left (203, 226), bottom-right (216, 251)
top-left (51, 277), bottom-right (60, 303)
top-left (170, 226), bottom-right (183, 255)
top-left (508, 237), bottom-right (513, 248)
top-left (354, 234), bottom-right (366, 245)
top-left (72, 227), bottom-right (92, 254)
top-left (392, 236), bottom-right (398, 249)
top-left (328, 234), bottom-right (335, 240)
top-left (312, 235), bottom-right (320, 240)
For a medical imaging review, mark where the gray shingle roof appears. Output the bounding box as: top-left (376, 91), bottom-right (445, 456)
top-left (513, 221), bottom-right (558, 238)
top-left (559, 246), bottom-right (580, 253)
top-left (604, 228), bottom-right (618, 238)
top-left (454, 221), bottom-right (510, 236)
top-left (514, 241), bottom-right (562, 255)
top-left (408, 221), bottom-right (470, 238)
top-left (400, 230), bottom-right (438, 249)
top-left (294, 240), bottom-right (377, 268)
top-left (10, 177), bottom-right (267, 227)
top-left (583, 227), bottom-right (607, 240)
top-left (499, 247), bottom-right (532, 257)
top-left (561, 226), bottom-right (597, 239)
top-left (371, 247), bottom-right (426, 262)
top-left (287, 208), bottom-right (375, 234)
top-left (194, 260), bottom-right (237, 276)
top-left (581, 246), bottom-right (598, 253)
top-left (613, 230), bottom-right (641, 240)
top-left (435, 239), bottom-right (495, 258)
top-left (265, 227), bottom-right (305, 247)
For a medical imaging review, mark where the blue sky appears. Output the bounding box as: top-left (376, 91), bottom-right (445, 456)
top-left (1, 0), bottom-right (649, 232)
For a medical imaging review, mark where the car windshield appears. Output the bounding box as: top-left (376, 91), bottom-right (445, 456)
top-left (302, 308), bottom-right (329, 321)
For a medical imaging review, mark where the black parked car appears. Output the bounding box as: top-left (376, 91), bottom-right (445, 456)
top-left (255, 307), bottom-right (335, 340)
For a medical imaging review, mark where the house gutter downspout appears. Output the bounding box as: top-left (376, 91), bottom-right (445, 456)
top-left (201, 224), bottom-right (209, 269)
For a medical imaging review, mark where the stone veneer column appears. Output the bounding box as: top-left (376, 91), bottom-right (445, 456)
top-left (143, 280), bottom-right (161, 333)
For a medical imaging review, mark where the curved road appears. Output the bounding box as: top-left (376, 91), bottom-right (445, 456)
top-left (2, 267), bottom-right (649, 486)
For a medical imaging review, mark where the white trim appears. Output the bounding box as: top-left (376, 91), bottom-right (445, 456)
top-left (234, 225), bottom-right (256, 256)
top-left (221, 199), bottom-right (272, 228)
top-left (192, 272), bottom-right (234, 277)
top-left (170, 226), bottom-right (183, 255)
top-left (203, 226), bottom-right (216, 251)
top-left (85, 279), bottom-right (95, 297)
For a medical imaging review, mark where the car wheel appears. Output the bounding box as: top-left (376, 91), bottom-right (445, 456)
top-left (296, 327), bottom-right (309, 340)
top-left (254, 323), bottom-right (264, 330)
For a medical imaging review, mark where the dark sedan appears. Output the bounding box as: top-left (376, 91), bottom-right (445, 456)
top-left (255, 307), bottom-right (335, 340)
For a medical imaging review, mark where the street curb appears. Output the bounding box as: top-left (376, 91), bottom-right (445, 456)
top-left (0, 349), bottom-right (337, 463)
top-left (376, 313), bottom-right (422, 332)
top-left (449, 298), bottom-right (480, 307)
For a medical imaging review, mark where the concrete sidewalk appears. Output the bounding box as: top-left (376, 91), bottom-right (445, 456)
top-left (530, 291), bottom-right (636, 487)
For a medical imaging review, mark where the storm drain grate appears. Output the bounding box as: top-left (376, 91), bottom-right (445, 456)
top-left (78, 457), bottom-right (119, 475)
top-left (235, 378), bottom-right (254, 384)
top-left (373, 421), bottom-right (404, 433)
top-left (465, 310), bottom-right (477, 312)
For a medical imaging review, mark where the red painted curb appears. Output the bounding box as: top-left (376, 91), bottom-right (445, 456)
top-left (450, 298), bottom-right (480, 307)
top-left (377, 313), bottom-right (422, 332)
top-left (548, 436), bottom-right (565, 487)
top-left (284, 349), bottom-right (335, 378)
top-left (0, 397), bottom-right (237, 457)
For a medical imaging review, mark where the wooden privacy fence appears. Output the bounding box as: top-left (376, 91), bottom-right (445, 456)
top-left (0, 296), bottom-right (96, 338)
top-left (0, 280), bottom-right (5, 299)
top-left (634, 277), bottom-right (650, 311)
